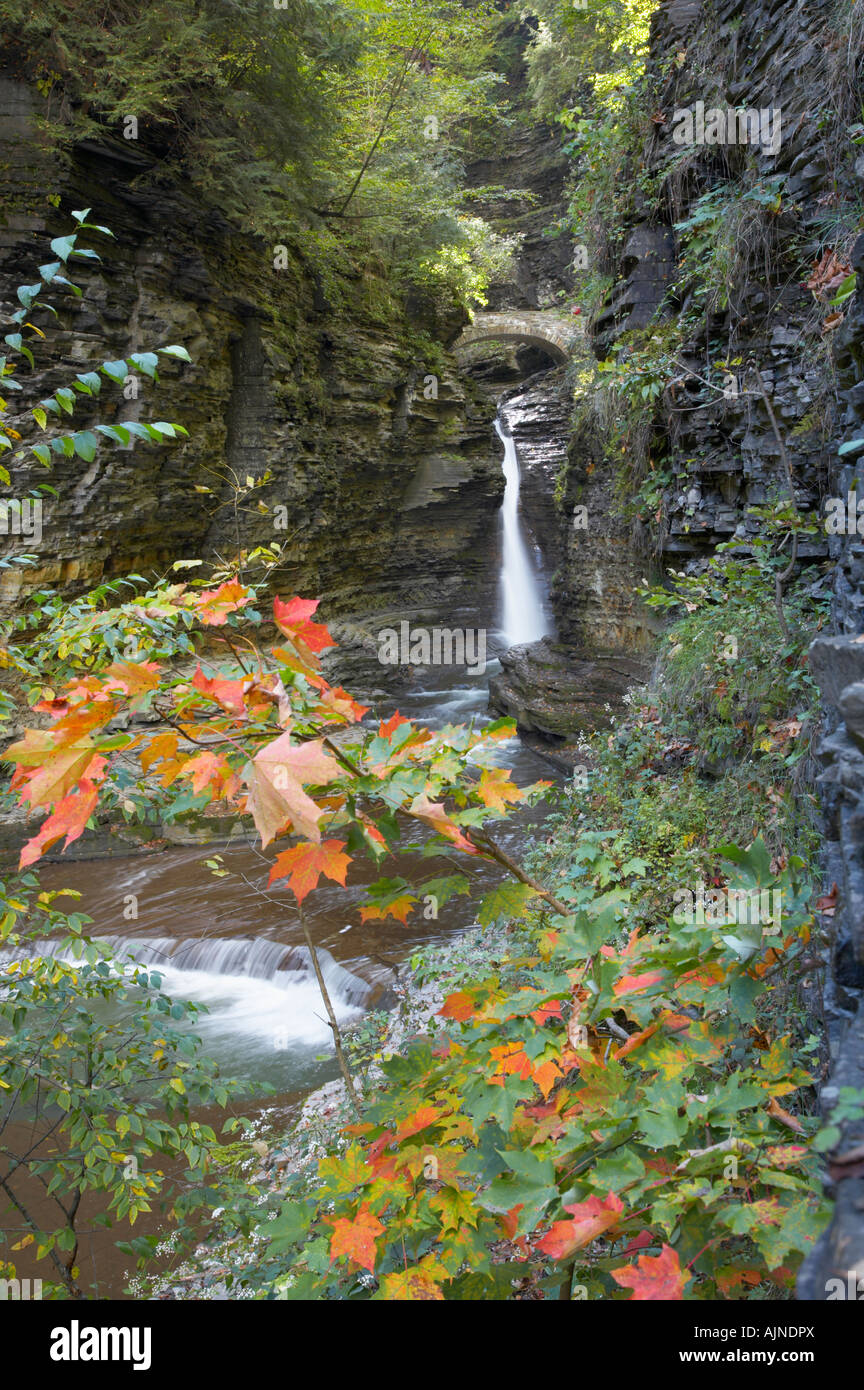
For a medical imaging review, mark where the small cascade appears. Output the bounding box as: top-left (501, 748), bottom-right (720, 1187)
top-left (0, 935), bottom-right (372, 1048)
top-left (495, 415), bottom-right (552, 647)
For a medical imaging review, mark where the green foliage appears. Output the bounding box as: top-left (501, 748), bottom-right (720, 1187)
top-left (3, 0), bottom-right (359, 230)
top-left (1, 211), bottom-right (189, 494)
top-left (673, 177), bottom-right (786, 315)
top-left (0, 877), bottom-right (254, 1297)
top-left (3, 0), bottom-right (514, 312)
top-left (641, 535), bottom-right (827, 767)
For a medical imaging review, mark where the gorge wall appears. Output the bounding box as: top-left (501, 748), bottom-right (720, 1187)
top-left (551, 0), bottom-right (864, 1298)
top-left (0, 74), bottom-right (506, 676)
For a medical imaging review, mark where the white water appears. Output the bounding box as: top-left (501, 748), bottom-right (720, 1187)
top-left (1, 936), bottom-right (368, 1054)
top-left (495, 416), bottom-right (552, 646)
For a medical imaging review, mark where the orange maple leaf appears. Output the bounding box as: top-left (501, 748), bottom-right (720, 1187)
top-left (438, 991), bottom-right (475, 1021)
top-left (537, 1192), bottom-right (623, 1260)
top-left (766, 1096), bottom-right (805, 1134)
top-left (268, 839), bottom-right (351, 902)
top-left (102, 660), bottom-right (161, 697)
top-left (359, 894), bottom-right (416, 924)
top-left (408, 792), bottom-right (477, 854)
top-left (7, 728), bottom-right (104, 809)
top-left (611, 1243), bottom-right (691, 1300)
top-left (179, 750), bottom-right (234, 798)
top-left (378, 710), bottom-right (411, 739)
top-left (396, 1105), bottom-right (445, 1141)
top-left (190, 580), bottom-right (250, 626)
top-left (140, 731), bottom-right (179, 773)
top-left (328, 1205), bottom-right (384, 1273)
top-left (476, 766), bottom-right (523, 813)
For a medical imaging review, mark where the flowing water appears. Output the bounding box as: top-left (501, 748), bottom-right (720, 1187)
top-left (495, 415), bottom-right (553, 647)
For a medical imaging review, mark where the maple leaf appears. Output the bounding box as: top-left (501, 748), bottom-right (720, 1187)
top-left (190, 580), bottom-right (251, 626)
top-left (409, 792), bottom-right (477, 853)
top-left (140, 731), bottom-right (179, 773)
top-left (379, 1264), bottom-right (445, 1300)
top-left (438, 991), bottom-right (475, 1022)
top-left (613, 969), bottom-right (665, 998)
top-left (532, 1057), bottom-right (563, 1099)
top-left (537, 1192), bottom-right (623, 1260)
top-left (7, 728), bottom-right (102, 809)
top-left (19, 778), bottom-right (99, 867)
top-left (530, 999), bottom-right (562, 1026)
top-left (716, 1264), bottom-right (762, 1295)
top-left (243, 733), bottom-right (341, 846)
top-left (396, 1105), bottom-right (444, 1141)
top-left (429, 1186), bottom-right (480, 1234)
top-left (476, 766), bottom-right (523, 813)
top-left (102, 660), bottom-right (161, 697)
top-left (191, 666), bottom-right (248, 716)
top-left (328, 1205), bottom-right (383, 1273)
top-left (268, 839), bottom-right (351, 902)
top-left (766, 1096), bottom-right (805, 1134)
top-left (378, 710), bottom-right (410, 739)
top-left (317, 685), bottom-right (368, 723)
top-left (179, 751), bottom-right (233, 798)
top-left (611, 1243), bottom-right (691, 1300)
top-left (273, 594), bottom-right (335, 655)
top-left (359, 893), bottom-right (417, 924)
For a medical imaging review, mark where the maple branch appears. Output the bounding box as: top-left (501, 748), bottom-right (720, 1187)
top-left (465, 828), bottom-right (571, 918)
top-left (236, 870), bottom-right (361, 1116)
top-left (298, 905), bottom-right (361, 1118)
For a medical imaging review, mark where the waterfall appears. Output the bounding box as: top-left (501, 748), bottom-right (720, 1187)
top-left (495, 416), bottom-right (552, 647)
top-left (0, 935), bottom-right (371, 1047)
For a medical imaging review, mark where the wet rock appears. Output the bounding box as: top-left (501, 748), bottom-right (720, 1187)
top-left (488, 636), bottom-right (649, 740)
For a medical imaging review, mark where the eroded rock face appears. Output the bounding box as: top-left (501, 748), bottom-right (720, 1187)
top-left (0, 76), bottom-right (504, 655)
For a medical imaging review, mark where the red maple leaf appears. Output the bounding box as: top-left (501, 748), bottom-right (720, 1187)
top-left (192, 666), bottom-right (248, 716)
top-left (613, 970), bottom-right (664, 998)
top-left (273, 595), bottom-right (335, 654)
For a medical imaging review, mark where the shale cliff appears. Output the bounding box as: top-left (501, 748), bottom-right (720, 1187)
top-left (0, 75), bottom-right (504, 661)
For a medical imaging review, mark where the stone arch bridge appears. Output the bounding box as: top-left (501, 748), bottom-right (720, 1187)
top-left (453, 311), bottom-right (583, 364)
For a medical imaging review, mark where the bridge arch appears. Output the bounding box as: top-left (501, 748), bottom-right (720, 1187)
top-left (453, 311), bottom-right (581, 364)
